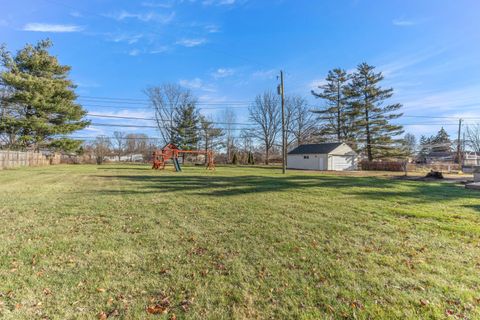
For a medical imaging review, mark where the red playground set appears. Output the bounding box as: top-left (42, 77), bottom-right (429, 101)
top-left (152, 143), bottom-right (215, 171)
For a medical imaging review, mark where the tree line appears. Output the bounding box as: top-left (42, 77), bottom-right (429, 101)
top-left (0, 39), bottom-right (407, 163)
top-left (4, 39), bottom-right (479, 164)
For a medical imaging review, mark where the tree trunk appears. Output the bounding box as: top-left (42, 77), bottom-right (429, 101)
top-left (265, 147), bottom-right (269, 165)
top-left (365, 107), bottom-right (372, 161)
top-left (204, 135), bottom-right (209, 165)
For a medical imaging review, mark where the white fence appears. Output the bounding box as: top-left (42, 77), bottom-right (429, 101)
top-left (0, 150), bottom-right (60, 169)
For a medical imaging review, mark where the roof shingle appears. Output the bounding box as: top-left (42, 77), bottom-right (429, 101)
top-left (288, 143), bottom-right (344, 155)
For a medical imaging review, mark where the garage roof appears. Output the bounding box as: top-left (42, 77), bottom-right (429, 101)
top-left (288, 143), bottom-right (344, 155)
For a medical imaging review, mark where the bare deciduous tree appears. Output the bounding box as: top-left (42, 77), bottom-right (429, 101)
top-left (145, 84), bottom-right (196, 145)
top-left (125, 133), bottom-right (148, 161)
top-left (249, 92), bottom-right (281, 165)
top-left (199, 115), bottom-right (224, 164)
top-left (222, 108), bottom-right (236, 163)
top-left (113, 131), bottom-right (126, 161)
top-left (466, 124), bottom-right (480, 153)
top-left (92, 135), bottom-right (112, 164)
top-left (239, 128), bottom-right (254, 162)
top-left (285, 95), bottom-right (316, 148)
top-left (402, 133), bottom-right (417, 157)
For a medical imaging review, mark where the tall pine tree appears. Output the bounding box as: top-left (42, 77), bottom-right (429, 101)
top-left (348, 63), bottom-right (403, 160)
top-left (172, 103), bottom-right (200, 150)
top-left (430, 127), bottom-right (452, 152)
top-left (311, 68), bottom-right (355, 142)
top-left (0, 39), bottom-right (89, 151)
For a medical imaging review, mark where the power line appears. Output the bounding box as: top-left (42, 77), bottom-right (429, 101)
top-left (91, 123), bottom-right (158, 129)
top-left (79, 96), bottom-right (253, 105)
top-left (3, 106), bottom-right (479, 127)
top-left (3, 107), bottom-right (480, 126)
top-left (88, 122), bottom-right (250, 131)
top-left (67, 136), bottom-right (164, 140)
top-left (86, 113), bottom-right (255, 125)
top-left (80, 103), bottom-right (250, 110)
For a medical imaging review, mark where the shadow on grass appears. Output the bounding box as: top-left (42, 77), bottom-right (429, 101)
top-left (463, 204), bottom-right (480, 211)
top-left (91, 173), bottom-right (480, 210)
top-left (97, 167), bottom-right (152, 171)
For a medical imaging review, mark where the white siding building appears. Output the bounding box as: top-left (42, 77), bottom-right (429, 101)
top-left (287, 143), bottom-right (357, 171)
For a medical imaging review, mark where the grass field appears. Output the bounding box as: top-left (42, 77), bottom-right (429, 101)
top-left (1, 164), bottom-right (480, 319)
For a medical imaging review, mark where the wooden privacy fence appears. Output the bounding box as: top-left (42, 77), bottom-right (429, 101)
top-left (360, 160), bottom-right (461, 173)
top-left (0, 150), bottom-right (60, 169)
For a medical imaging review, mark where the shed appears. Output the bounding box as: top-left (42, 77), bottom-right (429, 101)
top-left (287, 142), bottom-right (357, 171)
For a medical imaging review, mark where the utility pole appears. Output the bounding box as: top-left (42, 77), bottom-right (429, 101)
top-left (278, 71), bottom-right (286, 174)
top-left (457, 118), bottom-right (463, 165)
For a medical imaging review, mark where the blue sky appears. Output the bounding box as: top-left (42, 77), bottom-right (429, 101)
top-left (1, 0), bottom-right (480, 140)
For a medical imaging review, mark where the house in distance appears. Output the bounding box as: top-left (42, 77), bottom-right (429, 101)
top-left (287, 142), bottom-right (357, 171)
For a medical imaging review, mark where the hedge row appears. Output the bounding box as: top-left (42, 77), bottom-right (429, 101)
top-left (360, 161), bottom-right (405, 172)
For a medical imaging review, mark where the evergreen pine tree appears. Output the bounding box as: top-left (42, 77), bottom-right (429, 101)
top-left (418, 135), bottom-right (432, 162)
top-left (0, 39), bottom-right (89, 151)
top-left (311, 68), bottom-right (354, 142)
top-left (348, 63), bottom-right (404, 160)
top-left (431, 127), bottom-right (452, 152)
top-left (232, 152), bottom-right (238, 165)
top-left (172, 103), bottom-right (200, 150)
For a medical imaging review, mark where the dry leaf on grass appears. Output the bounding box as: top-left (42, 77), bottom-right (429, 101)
top-left (146, 305), bottom-right (169, 314)
top-left (420, 299), bottom-right (429, 306)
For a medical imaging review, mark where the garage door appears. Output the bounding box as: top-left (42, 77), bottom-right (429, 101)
top-left (331, 155), bottom-right (355, 171)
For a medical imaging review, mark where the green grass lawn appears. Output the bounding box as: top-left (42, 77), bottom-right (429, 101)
top-left (1, 164), bottom-right (480, 319)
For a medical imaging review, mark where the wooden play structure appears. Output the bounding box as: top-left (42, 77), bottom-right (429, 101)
top-left (152, 143), bottom-right (215, 171)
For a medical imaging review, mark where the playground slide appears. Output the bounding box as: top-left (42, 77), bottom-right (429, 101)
top-left (173, 158), bottom-right (182, 172)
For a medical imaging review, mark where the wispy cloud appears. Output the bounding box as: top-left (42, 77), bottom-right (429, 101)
top-left (141, 1), bottom-right (174, 8)
top-left (205, 24), bottom-right (220, 33)
top-left (22, 23), bottom-right (84, 33)
top-left (392, 18), bottom-right (416, 27)
top-left (309, 79), bottom-right (327, 90)
top-left (109, 33), bottom-right (144, 44)
top-left (149, 46), bottom-right (171, 54)
top-left (252, 69), bottom-right (277, 80)
top-left (401, 85), bottom-right (480, 113)
top-left (202, 0), bottom-right (238, 6)
top-left (212, 68), bottom-right (235, 79)
top-left (128, 49), bottom-right (141, 56)
top-left (179, 78), bottom-right (216, 92)
top-left (378, 47), bottom-right (447, 78)
top-left (107, 10), bottom-right (175, 23)
top-left (176, 38), bottom-right (207, 47)
top-left (70, 11), bottom-right (83, 18)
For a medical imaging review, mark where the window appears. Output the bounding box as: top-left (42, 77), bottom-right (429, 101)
top-left (303, 155), bottom-right (310, 159)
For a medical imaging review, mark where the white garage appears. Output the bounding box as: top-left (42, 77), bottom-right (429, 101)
top-left (287, 142), bottom-right (357, 171)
